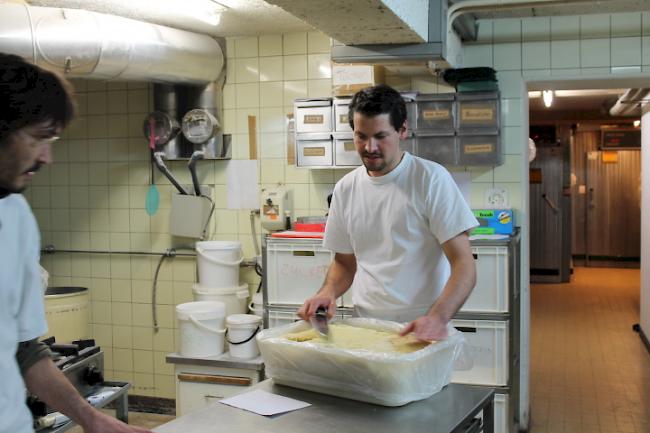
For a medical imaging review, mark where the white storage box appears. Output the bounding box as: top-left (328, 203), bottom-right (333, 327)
top-left (295, 99), bottom-right (333, 133)
top-left (296, 133), bottom-right (333, 167)
top-left (460, 246), bottom-right (509, 313)
top-left (265, 238), bottom-right (335, 305)
top-left (333, 132), bottom-right (360, 166)
top-left (451, 319), bottom-right (508, 386)
top-left (258, 318), bottom-right (466, 406)
top-left (333, 98), bottom-right (352, 132)
top-left (477, 392), bottom-right (509, 433)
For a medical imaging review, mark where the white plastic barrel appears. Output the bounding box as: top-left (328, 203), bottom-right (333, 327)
top-left (195, 241), bottom-right (243, 288)
top-left (193, 283), bottom-right (249, 317)
top-left (43, 287), bottom-right (90, 343)
top-left (249, 292), bottom-right (264, 319)
top-left (176, 301), bottom-right (226, 357)
top-left (226, 314), bottom-right (262, 359)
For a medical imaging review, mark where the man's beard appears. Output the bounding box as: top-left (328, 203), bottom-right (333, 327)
top-left (361, 152), bottom-right (387, 172)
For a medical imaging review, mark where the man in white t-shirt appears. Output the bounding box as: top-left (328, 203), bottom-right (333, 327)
top-left (0, 53), bottom-right (152, 433)
top-left (298, 85), bottom-right (478, 341)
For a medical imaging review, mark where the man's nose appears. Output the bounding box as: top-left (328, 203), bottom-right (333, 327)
top-left (38, 142), bottom-right (53, 165)
top-left (365, 138), bottom-right (380, 153)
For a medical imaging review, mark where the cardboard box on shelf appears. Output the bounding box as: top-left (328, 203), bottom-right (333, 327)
top-left (332, 64), bottom-right (385, 96)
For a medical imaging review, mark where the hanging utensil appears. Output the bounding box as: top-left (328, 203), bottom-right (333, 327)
top-left (145, 119), bottom-right (160, 216)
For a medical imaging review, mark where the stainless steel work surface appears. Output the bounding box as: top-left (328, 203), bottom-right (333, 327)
top-left (166, 352), bottom-right (264, 371)
top-left (154, 380), bottom-right (494, 433)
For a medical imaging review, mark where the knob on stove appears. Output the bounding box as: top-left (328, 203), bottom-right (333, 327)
top-left (83, 365), bottom-right (104, 386)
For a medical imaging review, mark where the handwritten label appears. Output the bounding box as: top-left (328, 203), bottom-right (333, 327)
top-left (461, 106), bottom-right (494, 122)
top-left (343, 141), bottom-right (355, 152)
top-left (279, 263), bottom-right (329, 278)
top-left (464, 144), bottom-right (494, 154)
top-left (303, 114), bottom-right (324, 124)
top-left (339, 114), bottom-right (348, 124)
top-left (303, 147), bottom-right (326, 157)
top-left (422, 109), bottom-right (450, 120)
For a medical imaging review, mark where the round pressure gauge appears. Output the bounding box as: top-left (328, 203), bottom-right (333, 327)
top-left (142, 111), bottom-right (180, 147)
top-left (182, 109), bottom-right (220, 144)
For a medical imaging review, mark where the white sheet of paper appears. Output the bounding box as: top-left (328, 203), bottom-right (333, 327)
top-left (227, 160), bottom-right (259, 209)
top-left (450, 171), bottom-right (471, 205)
top-left (219, 390), bottom-right (311, 416)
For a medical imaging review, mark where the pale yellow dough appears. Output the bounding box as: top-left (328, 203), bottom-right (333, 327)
top-left (285, 324), bottom-right (431, 354)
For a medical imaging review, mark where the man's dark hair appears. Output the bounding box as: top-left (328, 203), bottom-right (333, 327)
top-left (0, 53), bottom-right (75, 146)
top-left (348, 84), bottom-right (406, 131)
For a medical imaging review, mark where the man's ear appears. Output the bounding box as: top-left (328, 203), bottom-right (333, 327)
top-left (398, 121), bottom-right (409, 139)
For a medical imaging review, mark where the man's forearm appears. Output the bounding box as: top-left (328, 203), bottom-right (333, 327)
top-left (428, 257), bottom-right (476, 322)
top-left (318, 254), bottom-right (356, 299)
top-left (23, 357), bottom-right (96, 428)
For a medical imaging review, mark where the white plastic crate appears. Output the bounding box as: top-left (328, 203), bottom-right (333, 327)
top-left (266, 238), bottom-right (334, 306)
top-left (460, 246), bottom-right (509, 313)
top-left (450, 319), bottom-right (508, 386)
top-left (267, 310), bottom-right (301, 328)
top-left (266, 309), bottom-right (352, 329)
top-left (477, 392), bottom-right (509, 433)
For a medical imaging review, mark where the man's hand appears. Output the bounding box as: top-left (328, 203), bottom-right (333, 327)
top-left (399, 314), bottom-right (449, 341)
top-left (297, 291), bottom-right (337, 321)
top-left (82, 410), bottom-right (154, 433)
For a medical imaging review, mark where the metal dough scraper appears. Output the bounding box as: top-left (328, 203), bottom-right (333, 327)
top-left (310, 306), bottom-right (330, 339)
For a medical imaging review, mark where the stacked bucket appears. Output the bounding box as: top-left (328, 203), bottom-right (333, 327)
top-left (176, 241), bottom-right (262, 359)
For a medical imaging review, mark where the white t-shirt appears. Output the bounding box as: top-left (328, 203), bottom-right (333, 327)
top-left (0, 194), bottom-right (48, 433)
top-left (323, 152), bottom-right (478, 322)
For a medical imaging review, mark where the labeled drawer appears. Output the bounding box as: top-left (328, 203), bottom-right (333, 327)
top-left (402, 95), bottom-right (417, 130)
top-left (461, 246), bottom-right (509, 313)
top-left (175, 364), bottom-right (261, 416)
top-left (456, 92), bottom-right (500, 133)
top-left (451, 319), bottom-right (509, 386)
top-left (416, 133), bottom-right (457, 165)
top-left (458, 134), bottom-right (502, 166)
top-left (296, 134), bottom-right (333, 167)
top-left (265, 238), bottom-right (334, 305)
top-left (333, 132), bottom-right (361, 166)
top-left (295, 99), bottom-right (333, 133)
top-left (415, 94), bottom-right (455, 132)
top-left (333, 98), bottom-right (352, 132)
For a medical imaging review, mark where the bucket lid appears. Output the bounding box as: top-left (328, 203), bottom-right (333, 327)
top-left (193, 282), bottom-right (248, 296)
top-left (176, 301), bottom-right (226, 321)
top-left (195, 240), bottom-right (242, 251)
top-left (45, 286), bottom-right (88, 296)
top-left (226, 314), bottom-right (262, 327)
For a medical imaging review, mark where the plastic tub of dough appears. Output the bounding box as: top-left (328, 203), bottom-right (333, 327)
top-left (257, 318), bottom-right (467, 407)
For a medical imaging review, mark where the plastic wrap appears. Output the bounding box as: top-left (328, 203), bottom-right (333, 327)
top-left (257, 318), bottom-right (467, 407)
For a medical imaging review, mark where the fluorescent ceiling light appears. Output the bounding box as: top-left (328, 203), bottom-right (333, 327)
top-left (542, 90), bottom-right (553, 108)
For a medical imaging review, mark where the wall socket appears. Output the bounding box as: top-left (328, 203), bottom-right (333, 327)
top-left (485, 188), bottom-right (509, 208)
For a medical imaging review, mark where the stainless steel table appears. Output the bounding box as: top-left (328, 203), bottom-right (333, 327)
top-left (154, 380), bottom-right (494, 433)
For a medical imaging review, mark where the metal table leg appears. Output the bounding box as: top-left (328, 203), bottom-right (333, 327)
top-left (115, 389), bottom-right (129, 424)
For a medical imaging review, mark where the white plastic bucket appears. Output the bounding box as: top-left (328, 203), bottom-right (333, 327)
top-left (193, 283), bottom-right (249, 317)
top-left (176, 301), bottom-right (226, 357)
top-left (249, 292), bottom-right (264, 319)
top-left (196, 241), bottom-right (243, 288)
top-left (226, 314), bottom-right (262, 359)
top-left (43, 287), bottom-right (89, 343)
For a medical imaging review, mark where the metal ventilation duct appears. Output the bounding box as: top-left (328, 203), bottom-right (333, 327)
top-left (609, 89), bottom-right (650, 117)
top-left (0, 1), bottom-right (224, 84)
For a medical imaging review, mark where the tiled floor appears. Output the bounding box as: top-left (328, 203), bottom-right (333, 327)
top-left (530, 267), bottom-right (650, 433)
